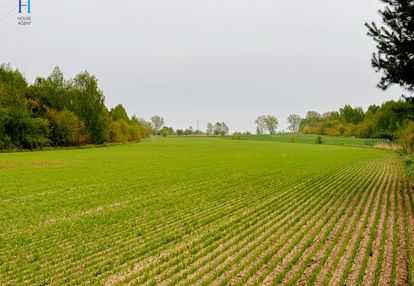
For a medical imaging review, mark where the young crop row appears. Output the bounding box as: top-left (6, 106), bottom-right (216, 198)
top-left (2, 154), bottom-right (339, 284)
top-left (0, 140), bottom-right (413, 286)
top-left (113, 155), bottom-right (413, 286)
top-left (130, 159), bottom-right (371, 286)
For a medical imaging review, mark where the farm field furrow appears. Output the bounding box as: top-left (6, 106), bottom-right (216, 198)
top-left (0, 138), bottom-right (412, 285)
top-left (132, 156), bottom-right (369, 285)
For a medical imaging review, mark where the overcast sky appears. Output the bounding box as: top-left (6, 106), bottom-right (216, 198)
top-left (0, 0), bottom-right (407, 132)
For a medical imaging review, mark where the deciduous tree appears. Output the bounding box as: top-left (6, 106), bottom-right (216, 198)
top-left (287, 114), bottom-right (302, 132)
top-left (110, 104), bottom-right (130, 122)
top-left (151, 115), bottom-right (164, 134)
top-left (255, 115), bottom-right (278, 134)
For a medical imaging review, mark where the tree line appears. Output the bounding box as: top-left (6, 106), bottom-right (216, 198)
top-left (253, 0), bottom-right (414, 154)
top-left (149, 116), bottom-right (230, 137)
top-left (1, 63), bottom-right (412, 153)
top-left (299, 101), bottom-right (413, 141)
top-left (253, 114), bottom-right (301, 134)
top-left (0, 61), bottom-right (232, 151)
top-left (251, 100), bottom-right (413, 153)
top-left (0, 65), bottom-right (152, 150)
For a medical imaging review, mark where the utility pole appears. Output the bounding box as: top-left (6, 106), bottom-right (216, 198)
top-left (197, 120), bottom-right (199, 135)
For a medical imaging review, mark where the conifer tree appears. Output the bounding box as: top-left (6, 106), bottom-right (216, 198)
top-left (366, 0), bottom-right (414, 100)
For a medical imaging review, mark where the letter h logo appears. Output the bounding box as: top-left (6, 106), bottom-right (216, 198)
top-left (19, 0), bottom-right (31, 14)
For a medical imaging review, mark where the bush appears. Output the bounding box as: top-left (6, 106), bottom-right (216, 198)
top-left (405, 156), bottom-right (414, 178)
top-left (397, 122), bottom-right (414, 154)
top-left (315, 136), bottom-right (322, 144)
top-left (0, 136), bottom-right (12, 150)
top-left (325, 128), bottom-right (341, 136)
top-left (108, 121), bottom-right (126, 143)
top-left (128, 124), bottom-right (141, 142)
top-left (47, 109), bottom-right (89, 146)
top-left (2, 106), bottom-right (50, 149)
top-left (119, 120), bottom-right (130, 141)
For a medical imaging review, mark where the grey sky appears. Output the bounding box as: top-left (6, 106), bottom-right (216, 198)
top-left (0, 0), bottom-right (406, 132)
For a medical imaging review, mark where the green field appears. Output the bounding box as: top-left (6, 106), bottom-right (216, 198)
top-left (226, 133), bottom-right (390, 147)
top-left (0, 138), bottom-right (413, 285)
